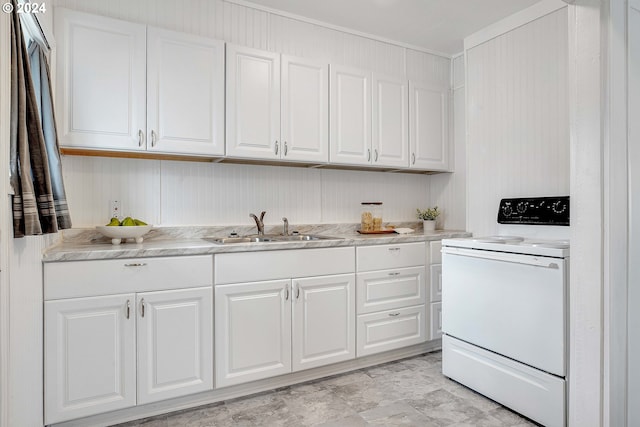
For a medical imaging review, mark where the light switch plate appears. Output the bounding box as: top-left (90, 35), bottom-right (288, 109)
top-left (109, 200), bottom-right (121, 219)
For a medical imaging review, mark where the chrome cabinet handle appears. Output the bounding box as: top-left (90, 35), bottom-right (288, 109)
top-left (124, 263), bottom-right (147, 267)
top-left (151, 130), bottom-right (157, 147)
top-left (388, 248), bottom-right (401, 252)
top-left (412, 153), bottom-right (416, 165)
top-left (140, 298), bottom-right (145, 318)
top-left (374, 149), bottom-right (378, 162)
top-left (275, 141), bottom-right (279, 155)
top-left (367, 149), bottom-right (371, 162)
top-left (126, 300), bottom-right (131, 319)
top-left (388, 312), bottom-right (400, 317)
top-left (138, 129), bottom-right (144, 147)
top-left (295, 283), bottom-right (300, 300)
top-left (284, 141), bottom-right (288, 156)
top-left (284, 284), bottom-right (289, 301)
top-left (388, 272), bottom-right (400, 276)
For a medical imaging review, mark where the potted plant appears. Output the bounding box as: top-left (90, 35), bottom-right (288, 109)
top-left (417, 207), bottom-right (440, 232)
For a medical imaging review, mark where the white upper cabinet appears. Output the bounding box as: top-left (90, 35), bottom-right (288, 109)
top-left (409, 81), bottom-right (450, 171)
top-left (330, 65), bottom-right (372, 165)
top-left (281, 55), bottom-right (329, 163)
top-left (55, 9), bottom-right (146, 150)
top-left (372, 73), bottom-right (409, 168)
top-left (147, 28), bottom-right (225, 156)
top-left (55, 9), bottom-right (225, 157)
top-left (226, 45), bottom-right (281, 160)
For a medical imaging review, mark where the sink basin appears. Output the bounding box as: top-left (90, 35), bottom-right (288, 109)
top-left (204, 234), bottom-right (342, 244)
top-left (274, 234), bottom-right (337, 241)
top-left (204, 236), bottom-right (279, 244)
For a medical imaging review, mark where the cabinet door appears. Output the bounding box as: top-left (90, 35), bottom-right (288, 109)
top-left (147, 28), bottom-right (224, 156)
top-left (409, 81), bottom-right (450, 171)
top-left (372, 73), bottom-right (409, 167)
top-left (137, 287), bottom-right (213, 404)
top-left (357, 266), bottom-right (426, 314)
top-left (292, 274), bottom-right (355, 371)
top-left (226, 45), bottom-right (281, 159)
top-left (215, 280), bottom-right (291, 387)
top-left (281, 55), bottom-right (329, 162)
top-left (54, 8), bottom-right (146, 150)
top-left (329, 65), bottom-right (372, 165)
top-left (44, 294), bottom-right (136, 424)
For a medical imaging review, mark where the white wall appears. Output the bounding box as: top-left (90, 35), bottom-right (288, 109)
top-left (465, 7), bottom-right (569, 236)
top-left (51, 0), bottom-right (457, 228)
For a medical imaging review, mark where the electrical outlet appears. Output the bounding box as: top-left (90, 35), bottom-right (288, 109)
top-left (109, 200), bottom-right (121, 219)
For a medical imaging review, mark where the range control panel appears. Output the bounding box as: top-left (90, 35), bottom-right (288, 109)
top-left (497, 196), bottom-right (570, 226)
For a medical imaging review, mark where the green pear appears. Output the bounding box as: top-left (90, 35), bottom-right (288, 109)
top-left (133, 219), bottom-right (147, 226)
top-left (106, 217), bottom-right (121, 226)
top-left (121, 217), bottom-right (135, 226)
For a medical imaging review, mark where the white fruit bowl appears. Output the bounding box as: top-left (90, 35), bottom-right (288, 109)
top-left (96, 225), bottom-right (152, 245)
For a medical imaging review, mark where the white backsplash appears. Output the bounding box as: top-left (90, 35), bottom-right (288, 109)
top-left (62, 156), bottom-right (432, 228)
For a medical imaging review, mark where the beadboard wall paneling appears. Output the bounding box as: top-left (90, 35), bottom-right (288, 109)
top-left (320, 169), bottom-right (430, 224)
top-left (9, 234), bottom-right (58, 427)
top-left (160, 161), bottom-right (323, 226)
top-left (428, 55), bottom-right (466, 230)
top-left (466, 8), bottom-right (569, 236)
top-left (61, 156), bottom-right (161, 227)
top-left (406, 49), bottom-right (451, 87)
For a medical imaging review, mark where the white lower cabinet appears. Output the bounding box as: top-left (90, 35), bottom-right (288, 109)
top-left (429, 241), bottom-right (443, 340)
top-left (45, 294), bottom-right (137, 424)
top-left (215, 273), bottom-right (355, 388)
top-left (292, 275), bottom-right (355, 371)
top-left (355, 243), bottom-right (428, 357)
top-left (44, 256), bottom-right (214, 424)
top-left (137, 287), bottom-right (213, 405)
top-left (357, 305), bottom-right (427, 357)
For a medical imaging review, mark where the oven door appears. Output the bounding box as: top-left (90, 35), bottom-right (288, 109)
top-left (442, 246), bottom-right (567, 376)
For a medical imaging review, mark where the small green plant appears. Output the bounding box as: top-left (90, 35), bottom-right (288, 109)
top-left (416, 206), bottom-right (440, 221)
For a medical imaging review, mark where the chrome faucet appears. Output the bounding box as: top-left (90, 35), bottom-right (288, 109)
top-left (282, 217), bottom-right (289, 236)
top-left (249, 211), bottom-right (266, 235)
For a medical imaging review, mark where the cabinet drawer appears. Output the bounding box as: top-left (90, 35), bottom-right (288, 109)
top-left (357, 242), bottom-right (426, 272)
top-left (357, 266), bottom-right (425, 314)
top-left (430, 241), bottom-right (442, 264)
top-left (215, 247), bottom-right (354, 284)
top-left (356, 305), bottom-right (426, 357)
top-left (45, 255), bottom-right (213, 300)
top-left (430, 264), bottom-right (442, 302)
top-left (430, 302), bottom-right (442, 340)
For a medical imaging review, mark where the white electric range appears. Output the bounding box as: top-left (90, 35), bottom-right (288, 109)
top-left (441, 197), bottom-right (570, 427)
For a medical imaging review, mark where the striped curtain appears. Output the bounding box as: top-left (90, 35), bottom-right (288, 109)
top-left (9, 0), bottom-right (71, 237)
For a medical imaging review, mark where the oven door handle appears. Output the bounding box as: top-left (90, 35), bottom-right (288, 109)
top-left (441, 247), bottom-right (560, 269)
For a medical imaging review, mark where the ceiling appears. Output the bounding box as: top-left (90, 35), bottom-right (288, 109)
top-left (242, 0), bottom-right (542, 55)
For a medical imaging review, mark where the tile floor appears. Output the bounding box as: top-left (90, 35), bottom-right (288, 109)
top-left (117, 352), bottom-right (538, 427)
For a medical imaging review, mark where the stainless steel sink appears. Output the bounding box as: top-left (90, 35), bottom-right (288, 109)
top-left (204, 234), bottom-right (341, 244)
top-left (204, 236), bottom-right (279, 244)
top-left (274, 234), bottom-right (337, 241)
